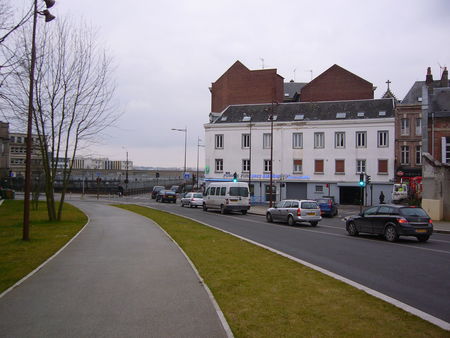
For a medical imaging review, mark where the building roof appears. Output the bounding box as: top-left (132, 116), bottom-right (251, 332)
top-left (401, 80), bottom-right (442, 105)
top-left (211, 98), bottom-right (395, 124)
top-left (283, 81), bottom-right (307, 101)
top-left (431, 87), bottom-right (450, 113)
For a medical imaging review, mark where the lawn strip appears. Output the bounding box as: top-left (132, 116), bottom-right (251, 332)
top-left (114, 204), bottom-right (447, 337)
top-left (0, 200), bottom-right (87, 293)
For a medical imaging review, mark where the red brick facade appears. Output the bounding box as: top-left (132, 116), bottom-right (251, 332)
top-left (428, 117), bottom-right (450, 162)
top-left (211, 61), bottom-right (284, 113)
top-left (300, 64), bottom-right (374, 102)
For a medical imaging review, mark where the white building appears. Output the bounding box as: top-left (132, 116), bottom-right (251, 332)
top-left (204, 98), bottom-right (396, 205)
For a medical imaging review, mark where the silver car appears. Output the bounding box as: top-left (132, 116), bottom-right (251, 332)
top-left (266, 199), bottom-right (322, 226)
top-left (180, 192), bottom-right (204, 208)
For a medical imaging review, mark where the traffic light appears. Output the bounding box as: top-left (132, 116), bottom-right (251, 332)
top-left (366, 175), bottom-right (371, 185)
top-left (359, 172), bottom-right (366, 187)
top-left (233, 172), bottom-right (238, 182)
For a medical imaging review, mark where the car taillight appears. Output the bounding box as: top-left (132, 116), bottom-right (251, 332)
top-left (191, 198), bottom-right (194, 201)
top-left (297, 208), bottom-right (301, 216)
top-left (329, 200), bottom-right (332, 207)
top-left (429, 219), bottom-right (433, 225)
top-left (398, 217), bottom-right (408, 224)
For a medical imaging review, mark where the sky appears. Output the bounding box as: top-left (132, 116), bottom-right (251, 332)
top-left (14, 0), bottom-right (450, 168)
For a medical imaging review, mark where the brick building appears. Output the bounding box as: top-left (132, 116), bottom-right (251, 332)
top-left (210, 61), bottom-right (284, 114)
top-left (299, 64), bottom-right (374, 102)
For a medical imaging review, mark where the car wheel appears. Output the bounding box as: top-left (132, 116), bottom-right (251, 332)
top-left (416, 235), bottom-right (430, 242)
top-left (220, 204), bottom-right (226, 214)
top-left (266, 212), bottom-right (273, 223)
top-left (287, 215), bottom-right (295, 226)
top-left (310, 221), bottom-right (318, 227)
top-left (203, 203), bottom-right (208, 212)
top-left (385, 225), bottom-right (398, 242)
top-left (347, 221), bottom-right (359, 236)
top-left (241, 210), bottom-right (247, 215)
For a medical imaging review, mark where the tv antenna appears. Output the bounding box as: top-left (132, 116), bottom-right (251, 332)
top-left (260, 57), bottom-right (265, 69)
top-left (306, 69), bottom-right (313, 81)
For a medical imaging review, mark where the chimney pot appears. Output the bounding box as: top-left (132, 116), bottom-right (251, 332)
top-left (440, 67), bottom-right (449, 88)
top-left (426, 67), bottom-right (434, 85)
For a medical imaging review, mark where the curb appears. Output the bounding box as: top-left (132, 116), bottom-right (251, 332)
top-left (141, 205), bottom-right (450, 331)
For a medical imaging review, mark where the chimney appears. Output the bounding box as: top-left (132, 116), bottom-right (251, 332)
top-left (425, 67), bottom-right (433, 85)
top-left (440, 67), bottom-right (449, 87)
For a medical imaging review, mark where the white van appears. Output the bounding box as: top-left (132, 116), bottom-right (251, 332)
top-left (203, 182), bottom-right (250, 214)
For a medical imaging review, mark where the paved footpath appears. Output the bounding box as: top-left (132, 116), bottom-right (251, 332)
top-left (0, 202), bottom-right (228, 338)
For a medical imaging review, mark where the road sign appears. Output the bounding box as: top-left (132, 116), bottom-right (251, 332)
top-left (184, 173), bottom-right (190, 180)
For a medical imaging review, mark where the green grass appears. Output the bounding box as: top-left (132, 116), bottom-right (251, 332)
top-left (0, 200), bottom-right (87, 293)
top-left (114, 204), bottom-right (448, 337)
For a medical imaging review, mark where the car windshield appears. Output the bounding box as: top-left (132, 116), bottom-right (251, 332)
top-left (400, 207), bottom-right (428, 217)
top-left (193, 193), bottom-right (203, 198)
top-left (316, 199), bottom-right (328, 204)
top-left (229, 187), bottom-right (249, 197)
top-left (301, 201), bottom-right (318, 209)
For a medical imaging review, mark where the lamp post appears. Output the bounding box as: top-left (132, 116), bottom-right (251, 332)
top-left (171, 127), bottom-right (187, 181)
top-left (196, 137), bottom-right (204, 190)
top-left (268, 101), bottom-right (277, 208)
top-left (23, 0), bottom-right (55, 241)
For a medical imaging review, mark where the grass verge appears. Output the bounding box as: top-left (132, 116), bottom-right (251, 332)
top-left (114, 204), bottom-right (447, 337)
top-left (0, 200), bottom-right (87, 293)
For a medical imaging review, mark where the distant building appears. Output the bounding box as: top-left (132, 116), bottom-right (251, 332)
top-left (0, 122), bottom-right (9, 179)
top-left (8, 132), bottom-right (42, 178)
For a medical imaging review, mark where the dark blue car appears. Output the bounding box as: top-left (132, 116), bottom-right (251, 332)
top-left (315, 197), bottom-right (338, 217)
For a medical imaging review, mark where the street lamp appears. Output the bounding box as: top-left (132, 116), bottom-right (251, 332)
top-left (268, 101), bottom-right (278, 208)
top-left (23, 0), bottom-right (56, 241)
top-left (196, 137), bottom-right (204, 190)
top-left (171, 127), bottom-right (187, 181)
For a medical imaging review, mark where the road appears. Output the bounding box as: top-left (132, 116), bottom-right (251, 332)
top-left (129, 196), bottom-right (450, 324)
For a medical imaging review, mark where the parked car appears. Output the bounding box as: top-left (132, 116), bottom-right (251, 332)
top-left (203, 182), bottom-right (250, 214)
top-left (180, 192), bottom-right (204, 208)
top-left (156, 190), bottom-right (177, 203)
top-left (170, 185), bottom-right (181, 193)
top-left (266, 200), bottom-right (322, 226)
top-left (151, 185), bottom-right (165, 199)
top-left (345, 204), bottom-right (433, 242)
top-left (315, 196), bottom-right (338, 217)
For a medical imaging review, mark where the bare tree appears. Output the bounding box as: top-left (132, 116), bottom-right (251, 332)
top-left (4, 18), bottom-right (119, 220)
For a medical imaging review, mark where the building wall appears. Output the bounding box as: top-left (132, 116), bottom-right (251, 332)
top-left (300, 64), bottom-right (374, 102)
top-left (427, 116), bottom-right (450, 162)
top-left (9, 133), bottom-right (42, 177)
top-left (394, 104), bottom-right (423, 177)
top-left (205, 118), bottom-right (395, 203)
top-left (211, 61), bottom-right (284, 113)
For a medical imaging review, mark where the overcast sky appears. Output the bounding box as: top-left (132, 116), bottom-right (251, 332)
top-left (16, 0), bottom-right (450, 168)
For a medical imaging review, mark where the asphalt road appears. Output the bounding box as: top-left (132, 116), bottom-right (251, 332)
top-left (136, 197), bottom-right (450, 324)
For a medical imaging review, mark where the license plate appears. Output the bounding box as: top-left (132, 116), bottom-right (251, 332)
top-left (308, 212), bottom-right (315, 216)
top-left (416, 229), bottom-right (427, 233)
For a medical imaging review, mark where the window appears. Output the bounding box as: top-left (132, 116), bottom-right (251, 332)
top-left (335, 159), bottom-right (345, 174)
top-left (242, 133), bottom-right (250, 148)
top-left (415, 118), bottom-right (422, 136)
top-left (263, 159), bottom-right (272, 172)
top-left (215, 159), bottom-right (223, 172)
top-left (378, 159), bottom-right (388, 174)
top-left (315, 185), bottom-right (324, 193)
top-left (263, 133), bottom-right (271, 149)
top-left (215, 134), bottom-right (224, 149)
top-left (10, 136), bottom-right (15, 143)
top-left (335, 132), bottom-right (345, 148)
top-left (356, 131), bottom-right (366, 148)
top-left (314, 159), bottom-right (324, 174)
top-left (293, 159), bottom-right (302, 173)
top-left (442, 137), bottom-right (450, 164)
top-left (314, 132), bottom-right (324, 148)
top-left (401, 146), bottom-right (409, 165)
top-left (242, 159), bottom-right (250, 172)
top-left (401, 118), bottom-right (409, 136)
top-left (416, 146), bottom-right (422, 165)
top-left (292, 133), bottom-right (303, 149)
top-left (220, 187), bottom-right (226, 196)
top-left (356, 159), bottom-right (366, 173)
top-left (378, 131), bottom-right (388, 147)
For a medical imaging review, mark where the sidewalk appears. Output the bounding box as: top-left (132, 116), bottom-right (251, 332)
top-left (248, 204), bottom-right (450, 234)
top-left (0, 201), bottom-right (229, 337)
